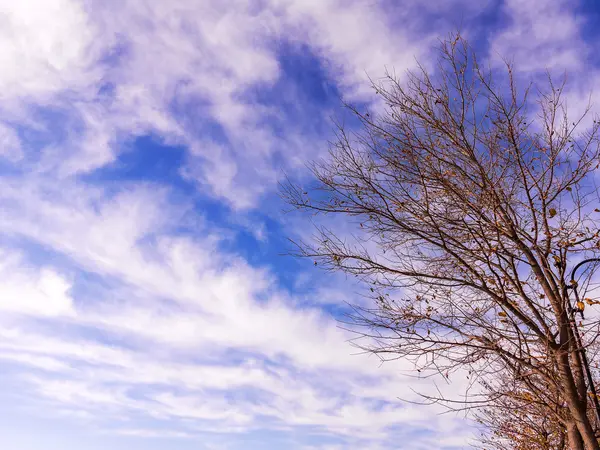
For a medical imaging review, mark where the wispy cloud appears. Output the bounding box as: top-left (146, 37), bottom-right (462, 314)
top-left (3, 0), bottom-right (595, 449)
top-left (0, 175), bottom-right (473, 448)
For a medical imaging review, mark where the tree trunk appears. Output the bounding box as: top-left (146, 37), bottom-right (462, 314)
top-left (568, 421), bottom-right (585, 450)
top-left (578, 420), bottom-right (599, 450)
top-left (557, 350), bottom-right (599, 449)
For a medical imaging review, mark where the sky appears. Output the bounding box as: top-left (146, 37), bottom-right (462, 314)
top-left (1, 1), bottom-right (600, 449)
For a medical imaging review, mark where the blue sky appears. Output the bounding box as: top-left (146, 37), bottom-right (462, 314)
top-left (1, 1), bottom-right (600, 449)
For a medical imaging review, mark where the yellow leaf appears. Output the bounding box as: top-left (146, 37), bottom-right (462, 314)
top-left (498, 311), bottom-right (507, 317)
top-left (577, 301), bottom-right (585, 311)
top-left (549, 208), bottom-right (557, 218)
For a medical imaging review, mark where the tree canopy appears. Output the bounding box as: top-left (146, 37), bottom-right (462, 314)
top-left (284, 35), bottom-right (600, 449)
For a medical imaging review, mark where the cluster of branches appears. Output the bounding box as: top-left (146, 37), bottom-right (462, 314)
top-left (284, 35), bottom-right (600, 449)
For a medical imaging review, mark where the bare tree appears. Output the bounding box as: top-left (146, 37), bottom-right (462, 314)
top-left (283, 34), bottom-right (600, 449)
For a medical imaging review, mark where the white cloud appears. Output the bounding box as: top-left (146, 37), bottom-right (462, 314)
top-left (0, 0), bottom-right (101, 99)
top-left (0, 352), bottom-right (68, 371)
top-left (0, 250), bottom-right (75, 317)
top-left (0, 177), bottom-right (377, 371)
top-left (0, 176), bottom-right (476, 447)
top-left (274, 0), bottom-right (432, 101)
top-left (0, 0), bottom-right (441, 208)
top-left (490, 0), bottom-right (585, 73)
top-left (488, 0), bottom-right (600, 129)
